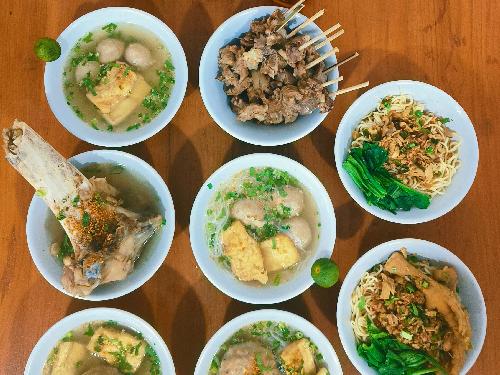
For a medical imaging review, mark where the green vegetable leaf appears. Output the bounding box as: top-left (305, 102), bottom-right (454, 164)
top-left (84, 324), bottom-right (94, 336)
top-left (343, 143), bottom-right (431, 214)
top-left (57, 235), bottom-right (74, 261)
top-left (82, 212), bottom-right (91, 227)
top-left (102, 23), bottom-right (118, 33)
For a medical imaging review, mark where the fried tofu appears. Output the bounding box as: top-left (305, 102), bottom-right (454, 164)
top-left (221, 220), bottom-right (268, 284)
top-left (50, 341), bottom-right (89, 375)
top-left (281, 338), bottom-right (317, 375)
top-left (86, 64), bottom-right (151, 126)
top-left (260, 234), bottom-right (300, 273)
top-left (87, 326), bottom-right (146, 373)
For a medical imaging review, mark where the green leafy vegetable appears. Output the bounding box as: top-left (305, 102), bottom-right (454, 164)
top-left (84, 324), bottom-right (94, 336)
top-left (357, 320), bottom-right (448, 375)
top-left (102, 23), bottom-right (118, 33)
top-left (62, 331), bottom-right (74, 342)
top-left (145, 344), bottom-right (161, 375)
top-left (82, 212), bottom-right (91, 227)
top-left (82, 32), bottom-right (93, 43)
top-left (57, 235), bottom-right (74, 261)
top-left (343, 142), bottom-right (431, 213)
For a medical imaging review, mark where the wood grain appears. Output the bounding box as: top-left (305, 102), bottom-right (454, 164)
top-left (0, 0), bottom-right (498, 373)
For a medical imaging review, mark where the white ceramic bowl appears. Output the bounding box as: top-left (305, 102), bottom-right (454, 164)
top-left (26, 150), bottom-right (176, 301)
top-left (25, 307), bottom-right (176, 374)
top-left (199, 6), bottom-right (339, 146)
top-left (337, 238), bottom-right (487, 375)
top-left (334, 80), bottom-right (479, 224)
top-left (195, 309), bottom-right (343, 374)
top-left (44, 7), bottom-right (188, 147)
top-left (189, 153), bottom-right (336, 304)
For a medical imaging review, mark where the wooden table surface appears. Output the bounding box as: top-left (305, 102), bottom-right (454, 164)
top-left (1, 0), bottom-right (498, 373)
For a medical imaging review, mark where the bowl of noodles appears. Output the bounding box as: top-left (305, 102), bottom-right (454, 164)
top-left (337, 238), bottom-right (486, 375)
top-left (334, 80), bottom-right (478, 224)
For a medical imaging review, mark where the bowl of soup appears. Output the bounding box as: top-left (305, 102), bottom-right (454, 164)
top-left (44, 7), bottom-right (188, 147)
top-left (25, 307), bottom-right (176, 374)
top-left (194, 309), bottom-right (343, 374)
top-left (26, 149), bottom-right (176, 300)
top-left (189, 153), bottom-right (336, 304)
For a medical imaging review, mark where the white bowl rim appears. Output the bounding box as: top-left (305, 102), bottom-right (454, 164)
top-left (189, 153), bottom-right (336, 304)
top-left (333, 79), bottom-right (479, 224)
top-left (336, 238), bottom-right (487, 375)
top-left (194, 309), bottom-right (343, 375)
top-left (25, 149), bottom-right (176, 301)
top-left (199, 5), bottom-right (338, 146)
top-left (24, 307), bottom-right (176, 375)
top-left (44, 6), bottom-right (188, 147)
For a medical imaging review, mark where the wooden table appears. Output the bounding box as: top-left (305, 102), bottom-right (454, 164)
top-left (0, 0), bottom-right (498, 373)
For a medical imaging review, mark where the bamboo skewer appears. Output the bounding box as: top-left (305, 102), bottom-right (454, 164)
top-left (330, 81), bottom-right (370, 97)
top-left (283, 0), bottom-right (306, 18)
top-left (321, 75), bottom-right (343, 87)
top-left (323, 52), bottom-right (359, 74)
top-left (277, 4), bottom-right (305, 31)
top-left (305, 48), bottom-right (339, 70)
top-left (287, 9), bottom-right (325, 38)
top-left (299, 23), bottom-right (341, 51)
top-left (314, 29), bottom-right (344, 50)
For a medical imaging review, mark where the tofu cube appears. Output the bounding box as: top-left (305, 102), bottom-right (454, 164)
top-left (281, 338), bottom-right (317, 375)
top-left (87, 327), bottom-right (146, 373)
top-left (260, 234), bottom-right (300, 273)
top-left (221, 220), bottom-right (268, 284)
top-left (50, 341), bottom-right (89, 375)
top-left (86, 64), bottom-right (151, 126)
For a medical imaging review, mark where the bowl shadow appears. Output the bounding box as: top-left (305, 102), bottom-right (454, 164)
top-left (224, 294), bottom-right (311, 323)
top-left (166, 122), bottom-right (203, 230)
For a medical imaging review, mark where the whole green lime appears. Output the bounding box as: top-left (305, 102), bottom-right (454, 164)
top-left (311, 258), bottom-right (339, 288)
top-left (34, 37), bottom-right (61, 62)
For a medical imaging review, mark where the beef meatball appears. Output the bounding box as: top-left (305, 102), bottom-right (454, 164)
top-left (283, 216), bottom-right (312, 249)
top-left (96, 38), bottom-right (125, 63)
top-left (230, 199), bottom-right (265, 228)
top-left (124, 43), bottom-right (154, 70)
top-left (272, 186), bottom-right (304, 216)
top-left (74, 61), bottom-right (99, 83)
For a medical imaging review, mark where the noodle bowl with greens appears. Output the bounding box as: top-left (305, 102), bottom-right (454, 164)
top-left (343, 94), bottom-right (461, 214)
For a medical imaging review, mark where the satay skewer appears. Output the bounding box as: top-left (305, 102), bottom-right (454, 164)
top-left (330, 81), bottom-right (370, 98)
top-left (287, 9), bottom-right (325, 38)
top-left (277, 4), bottom-right (305, 31)
top-left (323, 52), bottom-right (359, 74)
top-left (314, 29), bottom-right (344, 50)
top-left (321, 75), bottom-right (344, 87)
top-left (305, 48), bottom-right (339, 70)
top-left (299, 23), bottom-right (341, 51)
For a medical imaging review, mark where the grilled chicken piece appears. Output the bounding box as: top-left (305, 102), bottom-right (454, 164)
top-left (384, 252), bottom-right (472, 375)
top-left (3, 120), bottom-right (162, 296)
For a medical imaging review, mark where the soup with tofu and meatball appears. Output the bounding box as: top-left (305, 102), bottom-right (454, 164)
top-left (209, 321), bottom-right (329, 375)
top-left (43, 320), bottom-right (161, 375)
top-left (205, 167), bottom-right (319, 287)
top-left (63, 23), bottom-right (175, 132)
